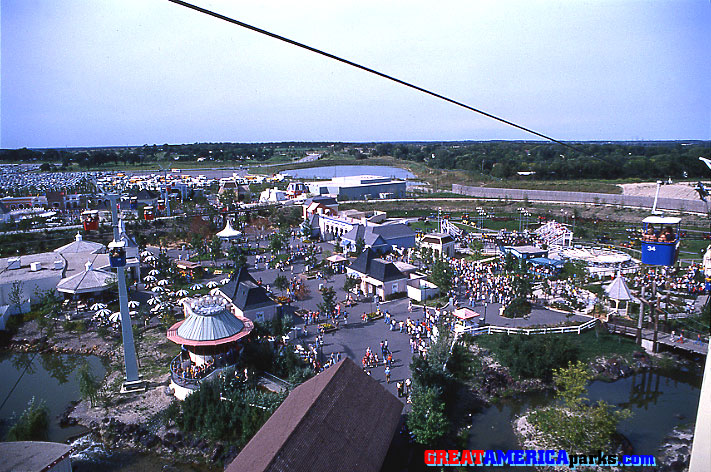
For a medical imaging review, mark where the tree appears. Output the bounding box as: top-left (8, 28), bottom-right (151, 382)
top-left (407, 386), bottom-right (450, 445)
top-left (78, 363), bottom-right (101, 407)
top-left (355, 237), bottom-right (366, 255)
top-left (209, 236), bottom-right (223, 264)
top-left (228, 245), bottom-right (247, 269)
top-left (317, 286), bottom-right (337, 319)
top-left (269, 232), bottom-right (283, 255)
top-left (273, 275), bottom-right (288, 295)
top-left (429, 259), bottom-right (454, 294)
top-left (8, 281), bottom-right (24, 315)
top-left (343, 276), bottom-right (359, 294)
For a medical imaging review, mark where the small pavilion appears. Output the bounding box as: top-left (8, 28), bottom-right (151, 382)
top-left (167, 295), bottom-right (253, 399)
top-left (56, 260), bottom-right (116, 300)
top-left (605, 274), bottom-right (633, 317)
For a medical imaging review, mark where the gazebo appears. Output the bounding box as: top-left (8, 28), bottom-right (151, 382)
top-left (216, 219), bottom-right (242, 241)
top-left (56, 260), bottom-right (116, 299)
top-left (605, 274), bottom-right (633, 317)
top-left (167, 295), bottom-right (253, 399)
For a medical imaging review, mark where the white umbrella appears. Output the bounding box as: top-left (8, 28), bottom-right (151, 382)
top-left (220, 278), bottom-right (230, 285)
top-left (127, 300), bottom-right (140, 308)
top-left (147, 297), bottom-right (161, 305)
top-left (149, 269), bottom-right (161, 276)
top-left (210, 288), bottom-right (222, 296)
top-left (190, 283), bottom-right (203, 290)
top-left (144, 255), bottom-right (157, 262)
top-left (206, 281), bottom-right (219, 288)
top-left (141, 250), bottom-right (152, 257)
top-left (95, 308), bottom-right (112, 317)
top-left (109, 312), bottom-right (121, 323)
top-left (143, 275), bottom-right (157, 282)
top-left (150, 304), bottom-right (164, 313)
top-left (151, 286), bottom-right (164, 293)
top-left (90, 303), bottom-right (107, 311)
top-left (176, 289), bottom-right (189, 297)
top-left (157, 279), bottom-right (170, 286)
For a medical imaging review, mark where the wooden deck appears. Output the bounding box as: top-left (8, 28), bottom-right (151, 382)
top-left (607, 322), bottom-right (708, 355)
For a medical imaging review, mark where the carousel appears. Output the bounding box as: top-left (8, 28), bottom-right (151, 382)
top-left (167, 295), bottom-right (253, 399)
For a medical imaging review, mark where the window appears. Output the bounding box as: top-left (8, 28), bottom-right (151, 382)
top-left (392, 283), bottom-right (399, 293)
top-left (256, 312), bottom-right (264, 322)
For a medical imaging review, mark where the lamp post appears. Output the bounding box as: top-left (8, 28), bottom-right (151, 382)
top-left (483, 302), bottom-right (488, 325)
top-left (107, 194), bottom-right (144, 393)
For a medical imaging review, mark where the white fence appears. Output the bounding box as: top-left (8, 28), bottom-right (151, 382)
top-left (456, 318), bottom-right (598, 336)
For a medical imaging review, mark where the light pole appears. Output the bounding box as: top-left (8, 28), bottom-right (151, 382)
top-left (483, 302), bottom-right (488, 325)
top-left (107, 194), bottom-right (144, 393)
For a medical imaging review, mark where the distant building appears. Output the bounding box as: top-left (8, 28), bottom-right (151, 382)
top-left (419, 233), bottom-right (456, 258)
top-left (226, 358), bottom-right (403, 472)
top-left (341, 224), bottom-right (416, 254)
top-left (307, 175), bottom-right (406, 200)
top-left (504, 245), bottom-right (548, 260)
top-left (218, 267), bottom-right (279, 323)
top-left (302, 196), bottom-right (339, 219)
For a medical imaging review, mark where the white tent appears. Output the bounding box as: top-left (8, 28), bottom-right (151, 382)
top-left (216, 219), bottom-right (242, 240)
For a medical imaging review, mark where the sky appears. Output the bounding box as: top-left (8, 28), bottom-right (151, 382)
top-left (1, 0), bottom-right (710, 148)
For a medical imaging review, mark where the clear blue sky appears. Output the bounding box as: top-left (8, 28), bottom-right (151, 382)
top-left (2, 0), bottom-right (709, 148)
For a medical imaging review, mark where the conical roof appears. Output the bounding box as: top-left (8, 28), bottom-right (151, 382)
top-left (177, 299), bottom-right (244, 341)
top-left (605, 274), bottom-right (633, 301)
top-left (56, 260), bottom-right (116, 294)
top-left (54, 232), bottom-right (106, 254)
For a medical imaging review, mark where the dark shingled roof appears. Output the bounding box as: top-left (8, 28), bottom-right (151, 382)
top-left (371, 223), bottom-right (415, 239)
top-left (349, 248), bottom-right (406, 282)
top-left (219, 267), bottom-right (276, 313)
top-left (226, 358), bottom-right (403, 472)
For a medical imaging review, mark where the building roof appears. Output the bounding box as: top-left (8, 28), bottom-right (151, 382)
top-left (371, 223), bottom-right (415, 240)
top-left (0, 441), bottom-right (72, 472)
top-left (349, 249), bottom-right (406, 282)
top-left (56, 260), bottom-right (115, 294)
top-left (421, 233), bottom-right (455, 245)
top-left (303, 196), bottom-right (338, 207)
top-left (167, 297), bottom-right (253, 346)
top-left (219, 267), bottom-right (277, 313)
top-left (507, 245), bottom-right (547, 255)
top-left (226, 358), bottom-right (403, 472)
top-left (0, 252), bottom-right (66, 285)
top-left (54, 232), bottom-right (106, 255)
top-left (605, 274), bottom-right (633, 301)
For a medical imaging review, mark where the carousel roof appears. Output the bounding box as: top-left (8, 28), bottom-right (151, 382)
top-left (216, 220), bottom-right (242, 240)
top-left (54, 232), bottom-right (106, 255)
top-left (167, 296), bottom-right (253, 346)
top-left (56, 260), bottom-right (115, 294)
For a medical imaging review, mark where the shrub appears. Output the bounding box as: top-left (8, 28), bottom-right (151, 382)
top-left (502, 297), bottom-right (531, 318)
top-left (495, 334), bottom-right (579, 382)
top-left (6, 398), bottom-right (49, 441)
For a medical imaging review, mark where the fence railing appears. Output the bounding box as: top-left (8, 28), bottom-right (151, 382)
top-left (457, 318), bottom-right (598, 336)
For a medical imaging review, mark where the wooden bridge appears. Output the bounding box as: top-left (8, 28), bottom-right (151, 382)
top-left (607, 322), bottom-right (708, 356)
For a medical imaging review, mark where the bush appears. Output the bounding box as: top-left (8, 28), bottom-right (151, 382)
top-left (495, 334), bottom-right (579, 382)
top-left (6, 398), bottom-right (49, 441)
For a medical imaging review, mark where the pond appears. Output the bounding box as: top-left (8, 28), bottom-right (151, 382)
top-left (466, 366), bottom-right (702, 470)
top-left (0, 351), bottom-right (107, 443)
top-left (282, 165), bottom-right (416, 180)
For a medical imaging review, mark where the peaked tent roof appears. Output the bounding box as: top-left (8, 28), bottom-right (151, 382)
top-left (605, 274), bottom-right (633, 301)
top-left (226, 358), bottom-right (403, 472)
top-left (216, 219), bottom-right (242, 239)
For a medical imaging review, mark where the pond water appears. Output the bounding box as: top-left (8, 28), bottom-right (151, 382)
top-left (0, 351), bottom-right (106, 443)
top-left (466, 366), bottom-right (702, 469)
top-left (282, 165), bottom-right (416, 180)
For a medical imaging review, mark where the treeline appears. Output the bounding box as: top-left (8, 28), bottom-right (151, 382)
top-left (2, 140), bottom-right (709, 180)
top-left (370, 141), bottom-right (710, 180)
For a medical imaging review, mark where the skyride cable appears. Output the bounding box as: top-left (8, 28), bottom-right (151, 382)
top-left (167, 0), bottom-right (590, 156)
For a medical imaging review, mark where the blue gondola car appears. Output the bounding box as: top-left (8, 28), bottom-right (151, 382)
top-left (108, 240), bottom-right (127, 268)
top-left (641, 216), bottom-right (680, 266)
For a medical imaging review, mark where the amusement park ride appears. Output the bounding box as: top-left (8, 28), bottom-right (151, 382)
top-left (640, 180), bottom-right (681, 267)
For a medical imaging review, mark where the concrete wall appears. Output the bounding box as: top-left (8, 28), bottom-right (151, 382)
top-left (452, 184), bottom-right (707, 214)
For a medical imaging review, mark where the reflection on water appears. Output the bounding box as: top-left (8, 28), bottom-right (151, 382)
top-left (466, 367), bottom-right (701, 467)
top-left (0, 352), bottom-right (106, 442)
